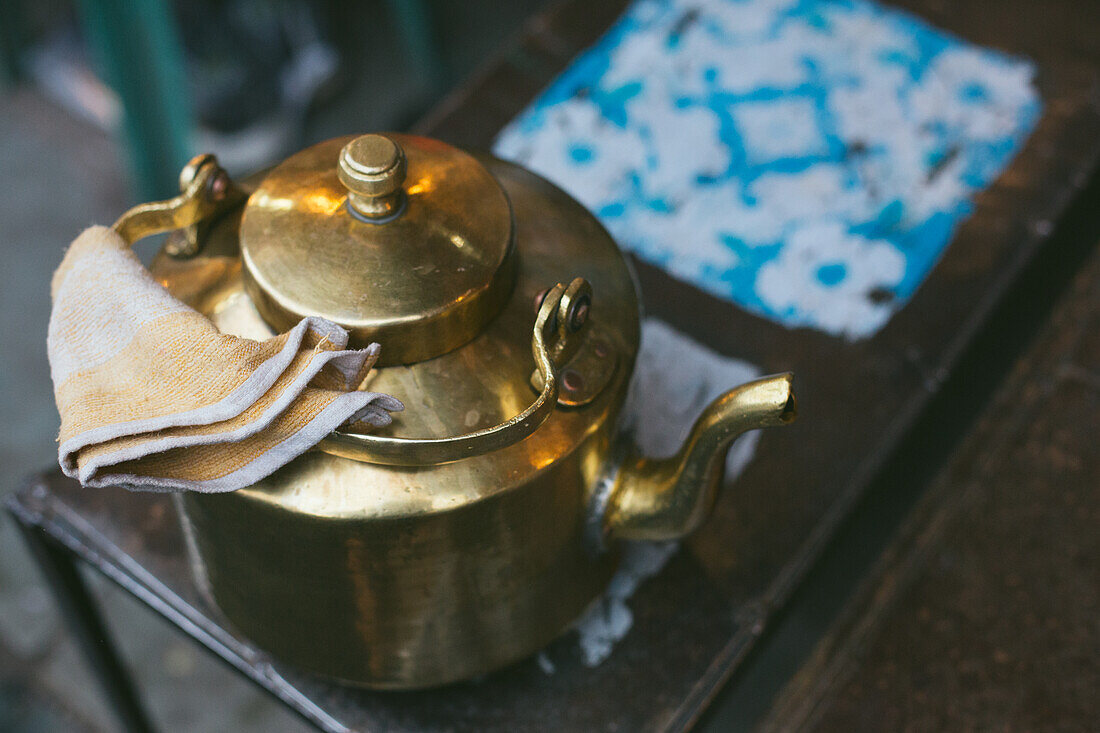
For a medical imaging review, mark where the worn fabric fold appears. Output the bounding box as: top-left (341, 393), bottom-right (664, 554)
top-left (47, 226), bottom-right (402, 492)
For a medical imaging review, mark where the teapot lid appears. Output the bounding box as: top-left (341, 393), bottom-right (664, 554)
top-left (239, 133), bottom-right (516, 365)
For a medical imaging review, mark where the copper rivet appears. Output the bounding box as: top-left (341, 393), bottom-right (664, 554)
top-left (210, 172), bottom-right (228, 200)
top-left (562, 369), bottom-right (584, 392)
top-left (533, 288), bottom-right (550, 314)
top-left (569, 298), bottom-right (590, 331)
top-left (593, 339), bottom-right (609, 358)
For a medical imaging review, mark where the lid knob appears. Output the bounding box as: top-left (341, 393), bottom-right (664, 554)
top-left (338, 134), bottom-right (408, 221)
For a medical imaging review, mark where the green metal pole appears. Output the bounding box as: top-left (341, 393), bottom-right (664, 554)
top-left (0, 1), bottom-right (27, 88)
top-left (385, 0), bottom-right (446, 95)
top-left (77, 0), bottom-right (194, 200)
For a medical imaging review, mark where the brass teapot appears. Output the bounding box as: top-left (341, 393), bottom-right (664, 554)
top-left (113, 133), bottom-right (797, 688)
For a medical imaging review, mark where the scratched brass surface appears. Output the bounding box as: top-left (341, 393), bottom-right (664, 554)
top-left (155, 156), bottom-right (640, 686)
top-left (240, 134), bottom-right (517, 365)
top-left (180, 429), bottom-right (621, 688)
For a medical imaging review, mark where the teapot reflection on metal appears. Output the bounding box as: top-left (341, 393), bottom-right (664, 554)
top-left (110, 133), bottom-right (797, 688)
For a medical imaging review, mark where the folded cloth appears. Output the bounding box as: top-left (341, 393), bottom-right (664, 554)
top-left (47, 226), bottom-right (402, 492)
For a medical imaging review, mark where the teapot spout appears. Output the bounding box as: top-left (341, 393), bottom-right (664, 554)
top-left (602, 373), bottom-right (796, 542)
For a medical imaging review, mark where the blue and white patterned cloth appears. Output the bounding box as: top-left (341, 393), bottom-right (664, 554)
top-left (494, 0), bottom-right (1041, 338)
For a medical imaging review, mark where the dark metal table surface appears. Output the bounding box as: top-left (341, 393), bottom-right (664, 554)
top-left (759, 239), bottom-right (1100, 732)
top-left (8, 0), bottom-right (1100, 731)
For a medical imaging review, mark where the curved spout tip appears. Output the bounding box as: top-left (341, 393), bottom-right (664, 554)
top-left (602, 372), bottom-right (797, 543)
top-left (740, 371), bottom-right (797, 428)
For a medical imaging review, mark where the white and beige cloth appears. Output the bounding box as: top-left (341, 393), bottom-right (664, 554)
top-left (47, 226), bottom-right (402, 492)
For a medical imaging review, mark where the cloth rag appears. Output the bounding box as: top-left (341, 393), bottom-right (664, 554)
top-left (47, 226), bottom-right (403, 492)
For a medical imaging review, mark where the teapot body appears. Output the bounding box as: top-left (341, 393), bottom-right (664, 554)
top-left (157, 154), bottom-right (641, 687)
top-left (180, 422), bottom-right (619, 687)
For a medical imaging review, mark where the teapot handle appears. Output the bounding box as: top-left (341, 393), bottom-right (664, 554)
top-left (319, 278), bottom-right (591, 466)
top-left (112, 154), bottom-right (585, 467)
top-left (111, 154), bottom-right (244, 253)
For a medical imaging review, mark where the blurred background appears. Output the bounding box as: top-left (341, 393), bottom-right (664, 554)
top-left (0, 1), bottom-right (544, 730)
